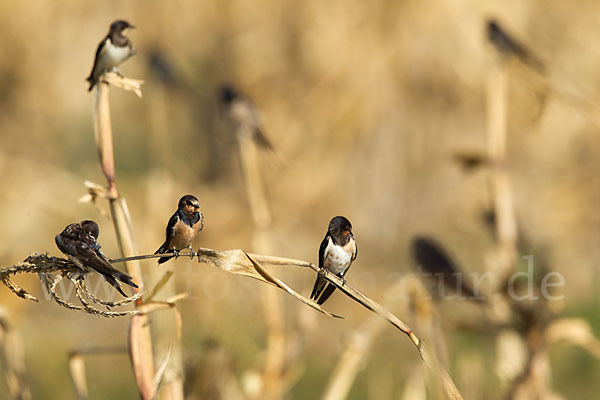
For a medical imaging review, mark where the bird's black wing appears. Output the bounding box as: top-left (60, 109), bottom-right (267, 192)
top-left (77, 237), bottom-right (137, 296)
top-left (86, 34), bottom-right (108, 89)
top-left (155, 212), bottom-right (180, 263)
top-left (310, 234), bottom-right (330, 301)
top-left (315, 238), bottom-right (357, 305)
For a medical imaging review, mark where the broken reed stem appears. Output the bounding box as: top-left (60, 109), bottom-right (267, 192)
top-left (238, 128), bottom-right (286, 399)
top-left (94, 80), bottom-right (163, 400)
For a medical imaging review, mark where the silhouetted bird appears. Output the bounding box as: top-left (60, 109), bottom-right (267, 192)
top-left (55, 220), bottom-right (138, 296)
top-left (155, 195), bottom-right (204, 264)
top-left (148, 49), bottom-right (180, 89)
top-left (311, 216), bottom-right (357, 305)
top-left (411, 236), bottom-right (483, 300)
top-left (486, 19), bottom-right (544, 72)
top-left (87, 20), bottom-right (136, 91)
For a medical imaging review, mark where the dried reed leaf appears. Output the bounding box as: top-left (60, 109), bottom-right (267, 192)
top-left (546, 318), bottom-right (600, 359)
top-left (153, 346), bottom-right (172, 396)
top-left (78, 180), bottom-right (109, 217)
top-left (245, 253), bottom-right (342, 318)
top-left (144, 271), bottom-right (174, 303)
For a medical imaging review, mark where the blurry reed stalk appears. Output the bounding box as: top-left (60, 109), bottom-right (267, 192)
top-left (93, 76), bottom-right (183, 400)
top-left (322, 278), bottom-right (408, 400)
top-left (486, 63), bottom-right (518, 284)
top-left (306, 265), bottom-right (463, 400)
top-left (68, 346), bottom-right (126, 400)
top-left (0, 308), bottom-right (31, 400)
top-left (237, 128), bottom-right (286, 399)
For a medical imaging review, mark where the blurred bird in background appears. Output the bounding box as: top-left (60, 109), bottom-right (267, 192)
top-left (411, 236), bottom-right (485, 301)
top-left (217, 83), bottom-right (275, 151)
top-left (55, 220), bottom-right (138, 296)
top-left (486, 19), bottom-right (545, 72)
top-left (86, 20), bottom-right (137, 91)
top-left (311, 216), bottom-right (357, 305)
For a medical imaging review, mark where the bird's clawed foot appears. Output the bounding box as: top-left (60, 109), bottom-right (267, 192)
top-left (188, 247), bottom-right (196, 259)
top-left (111, 67), bottom-right (124, 78)
top-left (173, 249), bottom-right (180, 259)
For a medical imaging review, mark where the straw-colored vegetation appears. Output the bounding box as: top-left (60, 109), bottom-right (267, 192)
top-left (1, 1), bottom-right (600, 399)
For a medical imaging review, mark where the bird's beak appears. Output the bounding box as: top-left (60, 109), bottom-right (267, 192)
top-left (128, 25), bottom-right (136, 30)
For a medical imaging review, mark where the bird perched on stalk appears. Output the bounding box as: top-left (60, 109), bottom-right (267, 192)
top-left (311, 216), bottom-right (357, 305)
top-left (55, 220), bottom-right (138, 297)
top-left (217, 83), bottom-right (275, 150)
top-left (155, 195), bottom-right (204, 264)
top-left (86, 20), bottom-right (136, 91)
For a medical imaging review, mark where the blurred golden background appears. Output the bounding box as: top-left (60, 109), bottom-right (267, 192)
top-left (1, 0), bottom-right (600, 399)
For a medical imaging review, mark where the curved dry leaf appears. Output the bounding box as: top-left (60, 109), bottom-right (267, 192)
top-left (546, 318), bottom-right (600, 359)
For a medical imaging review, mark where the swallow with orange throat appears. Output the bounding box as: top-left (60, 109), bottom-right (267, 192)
top-left (155, 195), bottom-right (204, 264)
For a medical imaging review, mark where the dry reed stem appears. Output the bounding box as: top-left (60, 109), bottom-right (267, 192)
top-left (322, 278), bottom-right (408, 400)
top-left (94, 79), bottom-right (160, 399)
top-left (0, 308), bottom-right (31, 400)
top-left (68, 346), bottom-right (127, 400)
top-left (486, 63), bottom-right (518, 284)
top-left (238, 126), bottom-right (285, 399)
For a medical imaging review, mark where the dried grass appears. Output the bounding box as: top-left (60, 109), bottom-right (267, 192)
top-left (0, 308), bottom-right (31, 400)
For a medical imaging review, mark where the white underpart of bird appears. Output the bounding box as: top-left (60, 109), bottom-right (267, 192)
top-left (323, 236), bottom-right (355, 275)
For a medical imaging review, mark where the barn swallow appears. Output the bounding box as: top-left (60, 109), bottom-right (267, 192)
top-left (218, 83), bottom-right (274, 150)
top-left (310, 216), bottom-right (357, 305)
top-left (486, 19), bottom-right (544, 72)
top-left (86, 20), bottom-right (136, 91)
top-left (55, 220), bottom-right (138, 297)
top-left (155, 195), bottom-right (204, 264)
top-left (411, 236), bottom-right (483, 300)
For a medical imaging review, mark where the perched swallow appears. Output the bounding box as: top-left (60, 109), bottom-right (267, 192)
top-left (155, 195), bottom-right (204, 264)
top-left (218, 83), bottom-right (274, 150)
top-left (411, 236), bottom-right (482, 300)
top-left (86, 20), bottom-right (136, 91)
top-left (55, 220), bottom-right (138, 297)
top-left (486, 19), bottom-right (544, 72)
top-left (310, 216), bottom-right (357, 305)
